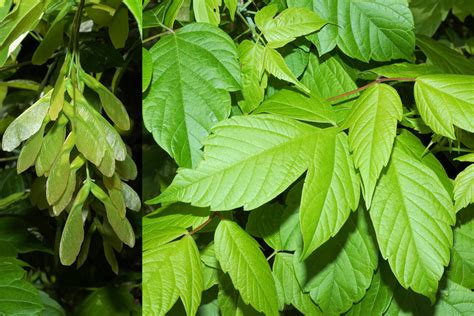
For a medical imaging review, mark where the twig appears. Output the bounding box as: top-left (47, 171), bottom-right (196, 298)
top-left (327, 77), bottom-right (416, 102)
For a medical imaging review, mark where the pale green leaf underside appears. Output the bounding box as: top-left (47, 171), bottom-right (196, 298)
top-left (295, 209), bottom-right (378, 315)
top-left (454, 164), bottom-right (474, 212)
top-left (415, 74), bottom-right (474, 139)
top-left (346, 83), bottom-right (403, 207)
top-left (215, 220), bottom-right (279, 316)
top-left (300, 130), bottom-right (360, 259)
top-left (371, 132), bottom-right (455, 300)
top-left (143, 23), bottom-right (241, 168)
top-left (154, 115), bottom-right (318, 211)
top-left (292, 0), bottom-right (415, 62)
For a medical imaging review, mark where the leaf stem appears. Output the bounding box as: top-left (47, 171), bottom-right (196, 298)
top-left (0, 156), bottom-right (19, 162)
top-left (189, 212), bottom-right (220, 235)
top-left (143, 31), bottom-right (172, 44)
top-left (327, 77), bottom-right (416, 102)
top-left (266, 251), bottom-right (277, 261)
top-left (434, 146), bottom-right (474, 154)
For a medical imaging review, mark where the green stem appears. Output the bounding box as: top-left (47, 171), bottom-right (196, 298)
top-left (0, 156), bottom-right (19, 162)
top-left (434, 146), bottom-right (474, 154)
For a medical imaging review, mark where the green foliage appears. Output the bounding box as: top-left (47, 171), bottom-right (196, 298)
top-left (143, 0), bottom-right (474, 315)
top-left (143, 0), bottom-right (474, 314)
top-left (0, 0), bottom-right (141, 313)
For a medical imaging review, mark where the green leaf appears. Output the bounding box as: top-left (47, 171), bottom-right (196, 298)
top-left (0, 217), bottom-right (51, 255)
top-left (143, 0), bottom-right (184, 28)
top-left (2, 92), bottom-right (50, 152)
top-left (302, 53), bottom-right (357, 122)
top-left (264, 46), bottom-right (310, 93)
top-left (414, 74), bottom-right (474, 139)
top-left (153, 115), bottom-right (318, 211)
top-left (394, 130), bottom-right (453, 195)
top-left (76, 286), bottom-right (136, 316)
top-left (453, 0), bottom-right (474, 21)
top-left (193, 0), bottom-right (221, 25)
top-left (345, 84), bottom-right (403, 207)
top-left (0, 0), bottom-right (44, 66)
top-left (370, 132), bottom-right (455, 300)
top-left (143, 235), bottom-right (203, 316)
top-left (256, 89), bottom-right (337, 124)
top-left (435, 280), bottom-right (474, 315)
top-left (0, 257), bottom-right (43, 315)
top-left (109, 6), bottom-right (129, 49)
top-left (39, 290), bottom-right (66, 316)
top-left (409, 0), bottom-right (453, 36)
top-left (255, 6), bottom-right (326, 48)
top-left (237, 40), bottom-right (266, 114)
top-left (143, 23), bottom-right (241, 168)
top-left (223, 0), bottom-right (237, 20)
top-left (361, 62), bottom-right (442, 79)
top-left (217, 273), bottom-right (262, 316)
top-left (346, 267), bottom-right (395, 316)
top-left (294, 209), bottom-right (378, 314)
top-left (142, 48), bottom-right (152, 92)
top-left (416, 35), bottom-right (474, 75)
top-left (46, 134), bottom-right (74, 205)
top-left (448, 214), bottom-right (474, 289)
top-left (215, 220), bottom-right (279, 316)
top-left (123, 0), bottom-right (142, 37)
top-left (272, 253), bottom-right (322, 315)
top-left (246, 203), bottom-right (301, 251)
top-left (300, 129), bottom-right (360, 259)
top-left (454, 165), bottom-right (474, 212)
top-left (289, 0), bottom-right (415, 62)
top-left (59, 183), bottom-right (90, 266)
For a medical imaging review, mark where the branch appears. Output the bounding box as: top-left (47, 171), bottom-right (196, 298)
top-left (327, 77), bottom-right (416, 102)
